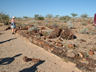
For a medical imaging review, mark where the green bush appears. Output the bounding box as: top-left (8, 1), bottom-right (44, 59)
top-left (34, 14), bottom-right (44, 20)
top-left (46, 14), bottom-right (53, 19)
top-left (71, 13), bottom-right (78, 17)
top-left (28, 26), bottom-right (39, 32)
top-left (79, 28), bottom-right (89, 34)
top-left (67, 21), bottom-right (74, 29)
top-left (60, 16), bottom-right (71, 23)
top-left (0, 12), bottom-right (10, 25)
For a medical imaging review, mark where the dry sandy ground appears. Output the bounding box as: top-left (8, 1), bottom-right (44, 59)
top-left (0, 28), bottom-right (81, 72)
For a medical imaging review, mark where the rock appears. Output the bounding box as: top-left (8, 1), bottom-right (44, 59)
top-left (60, 29), bottom-right (76, 40)
top-left (66, 52), bottom-right (75, 58)
top-left (23, 56), bottom-right (32, 62)
top-left (67, 44), bottom-right (76, 49)
top-left (23, 56), bottom-right (40, 63)
top-left (77, 52), bottom-right (84, 58)
top-left (94, 51), bottom-right (96, 55)
top-left (88, 50), bottom-right (94, 56)
top-left (48, 28), bottom-right (62, 38)
top-left (80, 39), bottom-right (86, 42)
top-left (55, 42), bottom-right (63, 47)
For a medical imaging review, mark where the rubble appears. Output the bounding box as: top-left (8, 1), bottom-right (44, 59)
top-left (60, 28), bottom-right (76, 40)
top-left (48, 28), bottom-right (62, 38)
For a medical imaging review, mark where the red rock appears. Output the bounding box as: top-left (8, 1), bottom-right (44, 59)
top-left (88, 50), bottom-right (94, 56)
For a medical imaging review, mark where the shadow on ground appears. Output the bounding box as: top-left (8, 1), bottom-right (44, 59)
top-left (0, 53), bottom-right (22, 65)
top-left (0, 38), bottom-right (17, 44)
top-left (20, 60), bottom-right (45, 72)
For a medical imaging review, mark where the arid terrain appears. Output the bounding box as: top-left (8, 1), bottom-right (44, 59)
top-left (0, 16), bottom-right (96, 72)
top-left (0, 26), bottom-right (81, 72)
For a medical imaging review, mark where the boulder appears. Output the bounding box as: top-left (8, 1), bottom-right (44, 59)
top-left (60, 29), bottom-right (76, 40)
top-left (48, 28), bottom-right (62, 38)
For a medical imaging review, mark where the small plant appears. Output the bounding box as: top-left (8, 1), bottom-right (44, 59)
top-left (81, 14), bottom-right (88, 18)
top-left (28, 26), bottom-right (39, 32)
top-left (52, 23), bottom-right (59, 28)
top-left (60, 16), bottom-right (71, 23)
top-left (71, 13), bottom-right (78, 18)
top-left (81, 21), bottom-right (87, 26)
top-left (67, 21), bottom-right (74, 29)
top-left (46, 14), bottom-right (53, 19)
top-left (42, 30), bottom-right (52, 36)
top-left (79, 28), bottom-right (89, 34)
top-left (34, 14), bottom-right (44, 20)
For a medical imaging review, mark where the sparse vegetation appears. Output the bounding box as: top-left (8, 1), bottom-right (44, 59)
top-left (81, 14), bottom-right (88, 18)
top-left (34, 14), bottom-right (44, 20)
top-left (46, 14), bottom-right (53, 19)
top-left (79, 28), bottom-right (89, 34)
top-left (71, 13), bottom-right (78, 17)
top-left (60, 16), bottom-right (71, 23)
top-left (1, 13), bottom-right (96, 72)
top-left (67, 21), bottom-right (74, 29)
top-left (0, 12), bottom-right (10, 25)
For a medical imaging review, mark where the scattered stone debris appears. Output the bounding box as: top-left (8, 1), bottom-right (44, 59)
top-left (88, 50), bottom-right (94, 56)
top-left (60, 28), bottom-right (76, 40)
top-left (17, 24), bottom-right (96, 72)
top-left (23, 56), bottom-right (40, 63)
top-left (48, 28), bottom-right (62, 38)
top-left (67, 44), bottom-right (76, 49)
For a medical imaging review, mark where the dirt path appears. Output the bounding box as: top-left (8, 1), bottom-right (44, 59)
top-left (0, 29), bottom-right (81, 72)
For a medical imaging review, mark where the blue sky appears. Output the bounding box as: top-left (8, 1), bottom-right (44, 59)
top-left (0, 0), bottom-right (96, 17)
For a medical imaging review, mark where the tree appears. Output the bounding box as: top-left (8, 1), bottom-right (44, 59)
top-left (71, 13), bottom-right (78, 17)
top-left (46, 14), bottom-right (53, 18)
top-left (81, 14), bottom-right (88, 18)
top-left (34, 14), bottom-right (39, 19)
top-left (23, 16), bottom-right (29, 18)
top-left (0, 12), bottom-right (10, 25)
top-left (55, 15), bottom-right (60, 18)
top-left (34, 14), bottom-right (44, 20)
top-left (60, 15), bottom-right (71, 23)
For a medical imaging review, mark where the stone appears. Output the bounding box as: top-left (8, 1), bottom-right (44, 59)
top-left (48, 28), bottom-right (62, 38)
top-left (88, 50), bottom-right (94, 56)
top-left (66, 52), bottom-right (75, 58)
top-left (55, 42), bottom-right (63, 47)
top-left (60, 29), bottom-right (76, 40)
top-left (67, 44), bottom-right (76, 49)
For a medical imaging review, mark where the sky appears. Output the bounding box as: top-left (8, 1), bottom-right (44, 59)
top-left (0, 0), bottom-right (96, 17)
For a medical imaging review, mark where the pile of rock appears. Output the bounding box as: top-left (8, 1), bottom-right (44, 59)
top-left (48, 28), bottom-right (76, 40)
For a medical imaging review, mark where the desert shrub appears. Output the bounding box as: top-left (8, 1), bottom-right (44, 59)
top-left (0, 12), bottom-right (10, 25)
top-left (34, 14), bottom-right (44, 20)
top-left (28, 26), bottom-right (39, 32)
top-left (81, 14), bottom-right (88, 18)
top-left (37, 16), bottom-right (44, 20)
top-left (79, 28), bottom-right (89, 34)
top-left (46, 14), bottom-right (53, 19)
top-left (60, 16), bottom-right (71, 23)
top-left (81, 21), bottom-right (87, 26)
top-left (42, 30), bottom-right (52, 36)
top-left (71, 13), bottom-right (78, 17)
top-left (55, 15), bottom-right (60, 18)
top-left (67, 21), bottom-right (74, 29)
top-left (23, 16), bottom-right (29, 19)
top-left (51, 23), bottom-right (59, 28)
top-left (87, 18), bottom-right (93, 24)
